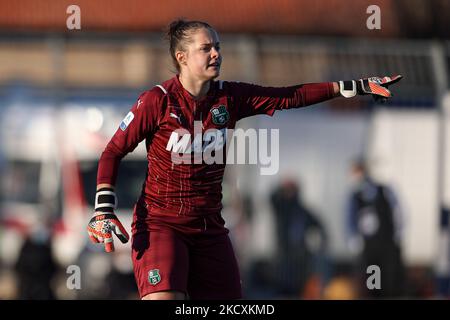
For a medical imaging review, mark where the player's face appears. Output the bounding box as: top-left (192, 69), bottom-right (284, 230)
top-left (350, 166), bottom-right (364, 185)
top-left (182, 28), bottom-right (222, 81)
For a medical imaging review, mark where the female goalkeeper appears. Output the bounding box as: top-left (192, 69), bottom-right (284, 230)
top-left (87, 19), bottom-right (402, 300)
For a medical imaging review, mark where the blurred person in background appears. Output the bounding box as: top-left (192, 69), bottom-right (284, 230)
top-left (270, 178), bottom-right (328, 298)
top-left (86, 18), bottom-right (402, 300)
top-left (107, 250), bottom-right (139, 299)
top-left (15, 222), bottom-right (56, 300)
top-left (346, 159), bottom-right (406, 298)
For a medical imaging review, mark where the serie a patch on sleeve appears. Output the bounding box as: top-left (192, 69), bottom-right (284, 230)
top-left (120, 111), bottom-right (135, 131)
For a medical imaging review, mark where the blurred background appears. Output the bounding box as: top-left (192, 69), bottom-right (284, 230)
top-left (0, 0), bottom-right (449, 299)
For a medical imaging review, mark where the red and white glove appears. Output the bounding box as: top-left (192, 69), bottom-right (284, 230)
top-left (86, 187), bottom-right (129, 252)
top-left (339, 75), bottom-right (403, 102)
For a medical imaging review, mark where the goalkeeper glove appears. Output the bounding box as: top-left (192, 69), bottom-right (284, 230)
top-left (339, 75), bottom-right (403, 102)
top-left (86, 187), bottom-right (129, 252)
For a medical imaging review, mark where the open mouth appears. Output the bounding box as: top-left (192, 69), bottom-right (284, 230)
top-left (208, 62), bottom-right (220, 68)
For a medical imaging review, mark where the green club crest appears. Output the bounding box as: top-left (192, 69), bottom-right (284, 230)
top-left (148, 269), bottom-right (161, 286)
top-left (210, 105), bottom-right (230, 125)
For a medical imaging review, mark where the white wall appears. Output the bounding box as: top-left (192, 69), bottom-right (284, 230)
top-left (368, 109), bottom-right (439, 265)
top-left (235, 108), bottom-right (369, 260)
top-left (236, 107), bottom-right (441, 266)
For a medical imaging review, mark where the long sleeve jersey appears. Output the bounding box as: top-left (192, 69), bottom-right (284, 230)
top-left (97, 75), bottom-right (335, 217)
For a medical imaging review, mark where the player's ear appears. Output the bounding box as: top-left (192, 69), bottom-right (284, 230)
top-left (175, 50), bottom-right (187, 66)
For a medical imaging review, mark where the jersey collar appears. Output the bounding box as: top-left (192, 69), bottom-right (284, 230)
top-left (174, 74), bottom-right (217, 103)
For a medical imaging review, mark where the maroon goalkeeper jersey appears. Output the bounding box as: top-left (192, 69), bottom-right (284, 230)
top-left (97, 75), bottom-right (334, 217)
